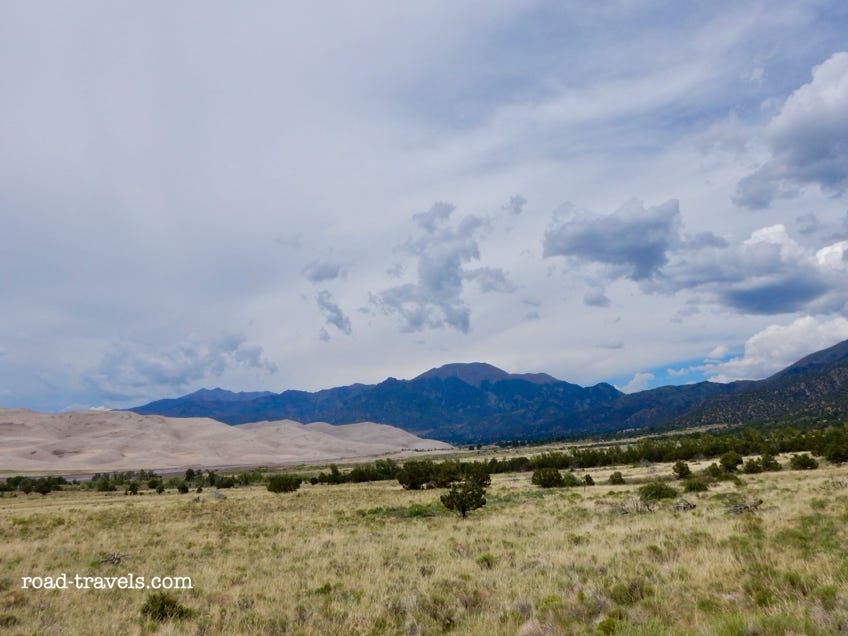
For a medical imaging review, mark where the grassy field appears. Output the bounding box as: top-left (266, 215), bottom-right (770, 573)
top-left (1, 457), bottom-right (847, 635)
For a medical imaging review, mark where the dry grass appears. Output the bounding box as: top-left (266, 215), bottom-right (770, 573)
top-left (1, 460), bottom-right (847, 635)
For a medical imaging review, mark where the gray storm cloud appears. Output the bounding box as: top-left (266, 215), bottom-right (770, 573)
top-left (83, 334), bottom-right (277, 401)
top-left (543, 199), bottom-right (682, 280)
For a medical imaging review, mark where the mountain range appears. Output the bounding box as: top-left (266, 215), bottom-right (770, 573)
top-left (129, 340), bottom-right (848, 443)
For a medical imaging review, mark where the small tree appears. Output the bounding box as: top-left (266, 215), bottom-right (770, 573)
top-left (672, 461), bottom-right (692, 479)
top-left (440, 478), bottom-right (486, 518)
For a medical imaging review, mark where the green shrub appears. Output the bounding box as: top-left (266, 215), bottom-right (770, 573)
top-left (583, 474), bottom-right (595, 486)
top-left (267, 474), bottom-right (302, 493)
top-left (140, 592), bottom-right (193, 621)
top-left (683, 477), bottom-right (710, 492)
top-left (638, 481), bottom-right (678, 501)
top-left (608, 471), bottom-right (626, 485)
top-left (531, 468), bottom-right (564, 488)
top-left (217, 477), bottom-right (236, 488)
top-left (561, 472), bottom-right (581, 487)
top-left (397, 460), bottom-right (434, 490)
top-left (760, 453), bottom-right (782, 471)
top-left (741, 459), bottom-right (763, 474)
top-left (719, 451), bottom-right (743, 472)
top-left (607, 578), bottom-right (654, 605)
top-left (672, 461), bottom-right (692, 479)
top-left (789, 454), bottom-right (818, 470)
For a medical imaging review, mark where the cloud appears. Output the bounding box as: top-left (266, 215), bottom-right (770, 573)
top-left (303, 261), bottom-right (344, 283)
top-left (657, 224), bottom-right (847, 315)
top-left (316, 290), bottom-right (352, 335)
top-left (734, 52), bottom-right (848, 209)
top-left (583, 288), bottom-right (611, 308)
top-left (83, 333), bottom-right (277, 401)
top-left (412, 201), bottom-right (455, 233)
top-left (705, 316), bottom-right (848, 382)
top-left (465, 267), bottom-right (516, 293)
top-left (503, 194), bottom-right (527, 215)
top-left (543, 199), bottom-right (682, 280)
top-left (796, 212), bottom-right (822, 235)
top-left (374, 202), bottom-right (513, 333)
top-left (618, 371), bottom-right (655, 393)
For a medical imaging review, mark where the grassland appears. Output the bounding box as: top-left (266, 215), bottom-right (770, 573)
top-left (1, 456), bottom-right (847, 635)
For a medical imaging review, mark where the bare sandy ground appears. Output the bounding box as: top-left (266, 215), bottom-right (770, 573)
top-left (0, 408), bottom-right (453, 474)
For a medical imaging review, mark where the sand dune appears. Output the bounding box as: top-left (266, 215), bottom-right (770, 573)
top-left (0, 408), bottom-right (452, 474)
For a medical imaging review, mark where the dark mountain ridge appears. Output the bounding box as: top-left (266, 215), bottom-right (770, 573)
top-left (129, 341), bottom-right (848, 443)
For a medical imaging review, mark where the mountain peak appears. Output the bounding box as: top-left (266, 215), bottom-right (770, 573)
top-left (413, 362), bottom-right (559, 387)
top-left (183, 388), bottom-right (276, 403)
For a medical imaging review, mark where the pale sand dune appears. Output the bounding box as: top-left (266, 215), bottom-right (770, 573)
top-left (0, 408), bottom-right (453, 474)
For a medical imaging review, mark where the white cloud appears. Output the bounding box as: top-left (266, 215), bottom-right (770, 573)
top-left (706, 315), bottom-right (848, 382)
top-left (618, 371), bottom-right (655, 394)
top-left (734, 51), bottom-right (848, 208)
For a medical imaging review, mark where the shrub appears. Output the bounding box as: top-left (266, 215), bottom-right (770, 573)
top-left (397, 460), bottom-right (434, 490)
top-left (672, 461), bottom-right (692, 479)
top-left (561, 472), bottom-right (582, 487)
top-left (760, 453), bottom-right (782, 471)
top-left (608, 578), bottom-right (654, 605)
top-left (267, 474), bottom-right (302, 493)
top-left (140, 592), bottom-right (193, 621)
top-left (177, 482), bottom-right (189, 494)
top-left (705, 463), bottom-right (723, 478)
top-left (462, 462), bottom-right (492, 488)
top-left (608, 471), bottom-right (626, 485)
top-left (440, 478), bottom-right (486, 518)
top-left (683, 477), bottom-right (710, 493)
top-left (789, 454), bottom-right (818, 470)
top-left (638, 481), bottom-right (678, 501)
top-left (719, 451), bottom-right (743, 472)
top-left (741, 459), bottom-right (763, 474)
top-left (531, 468), bottom-right (564, 488)
top-left (583, 474), bottom-right (595, 486)
top-left (217, 477), bottom-right (236, 488)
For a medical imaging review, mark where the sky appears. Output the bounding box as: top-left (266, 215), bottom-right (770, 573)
top-left (2, 1), bottom-right (848, 411)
